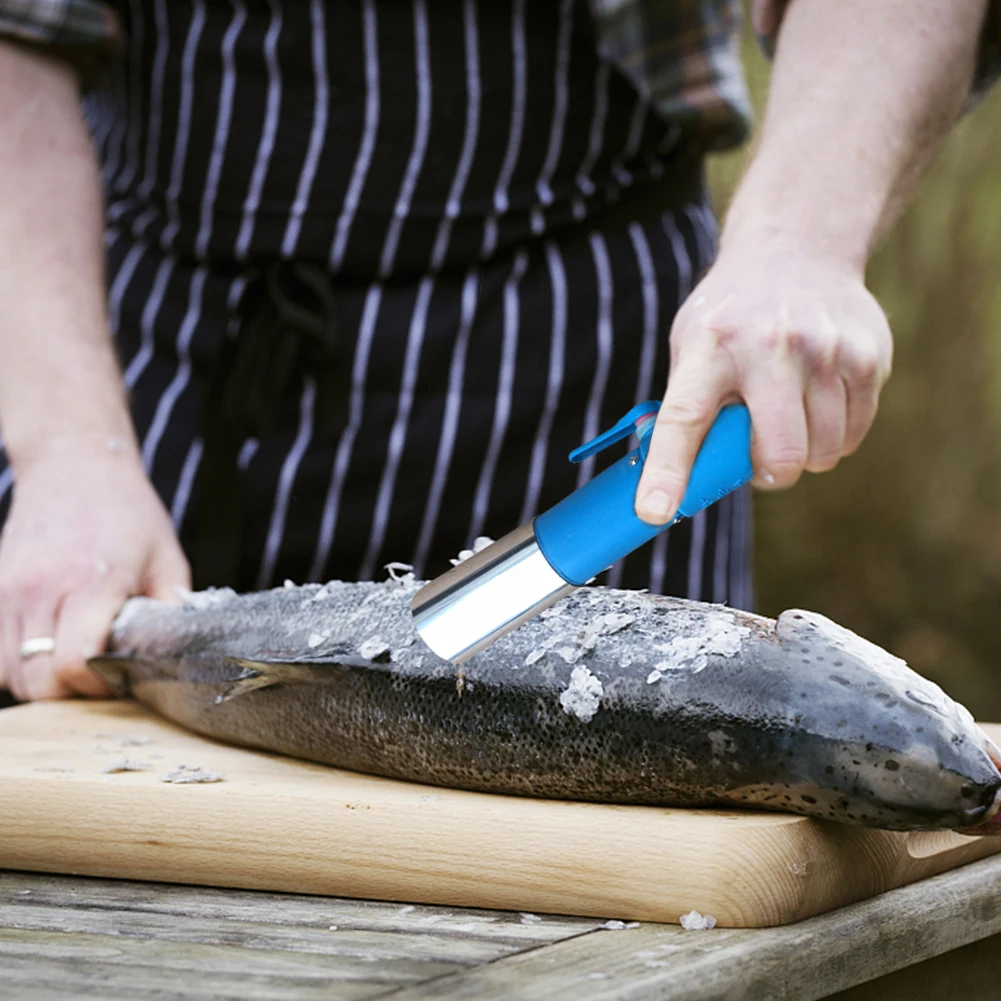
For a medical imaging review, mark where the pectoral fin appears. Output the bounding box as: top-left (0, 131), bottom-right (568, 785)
top-left (86, 654), bottom-right (133, 697)
top-left (215, 653), bottom-right (371, 704)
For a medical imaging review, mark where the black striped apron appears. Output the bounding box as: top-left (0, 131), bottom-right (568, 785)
top-left (0, 0), bottom-right (754, 607)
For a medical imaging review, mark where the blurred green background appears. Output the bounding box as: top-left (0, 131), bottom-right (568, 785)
top-left (707, 31), bottom-right (1001, 719)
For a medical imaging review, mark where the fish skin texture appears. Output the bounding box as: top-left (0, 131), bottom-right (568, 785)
top-left (90, 578), bottom-right (1001, 833)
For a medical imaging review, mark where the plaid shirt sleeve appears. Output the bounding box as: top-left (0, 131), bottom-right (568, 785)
top-left (594, 0), bottom-right (1001, 157)
top-left (752, 0), bottom-right (1001, 107)
top-left (592, 0), bottom-right (752, 153)
top-left (0, 0), bottom-right (120, 87)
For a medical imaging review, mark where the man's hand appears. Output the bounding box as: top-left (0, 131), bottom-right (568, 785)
top-left (635, 239), bottom-right (892, 523)
top-left (634, 0), bottom-right (985, 524)
top-left (0, 444), bottom-right (190, 700)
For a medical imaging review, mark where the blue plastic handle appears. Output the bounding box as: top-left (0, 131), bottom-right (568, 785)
top-left (534, 404), bottom-right (753, 586)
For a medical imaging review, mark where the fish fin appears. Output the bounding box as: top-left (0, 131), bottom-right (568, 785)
top-left (216, 654), bottom-right (369, 704)
top-left (86, 654), bottom-right (133, 697)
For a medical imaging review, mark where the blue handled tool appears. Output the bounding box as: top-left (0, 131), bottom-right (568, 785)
top-left (412, 401), bottom-right (753, 663)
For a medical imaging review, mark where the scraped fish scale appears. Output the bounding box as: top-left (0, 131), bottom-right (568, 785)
top-left (93, 579), bottom-right (1001, 834)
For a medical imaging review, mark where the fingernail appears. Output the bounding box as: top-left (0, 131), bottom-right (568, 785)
top-left (639, 489), bottom-right (676, 523)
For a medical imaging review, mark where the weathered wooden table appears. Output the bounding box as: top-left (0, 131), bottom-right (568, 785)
top-left (3, 854), bottom-right (1000, 1001)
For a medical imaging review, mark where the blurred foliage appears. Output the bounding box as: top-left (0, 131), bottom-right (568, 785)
top-left (706, 27), bottom-right (1001, 717)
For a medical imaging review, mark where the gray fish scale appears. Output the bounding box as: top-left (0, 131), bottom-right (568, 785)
top-left (101, 580), bottom-right (1001, 833)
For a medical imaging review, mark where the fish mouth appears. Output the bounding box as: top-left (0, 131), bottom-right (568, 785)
top-left (959, 733), bottom-right (1001, 835)
top-left (960, 785), bottom-right (1001, 835)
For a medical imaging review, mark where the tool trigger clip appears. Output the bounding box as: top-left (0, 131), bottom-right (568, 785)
top-left (568, 401), bottom-right (661, 464)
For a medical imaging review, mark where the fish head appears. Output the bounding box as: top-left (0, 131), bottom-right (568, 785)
top-left (734, 610), bottom-right (1001, 831)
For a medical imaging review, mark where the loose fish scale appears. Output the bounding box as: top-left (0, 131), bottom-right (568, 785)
top-left (102, 579), bottom-right (1001, 831)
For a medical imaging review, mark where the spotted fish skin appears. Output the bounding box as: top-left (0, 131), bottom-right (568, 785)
top-left (91, 577), bottom-right (1001, 833)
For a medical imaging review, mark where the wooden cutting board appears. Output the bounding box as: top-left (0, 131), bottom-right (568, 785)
top-left (1, 700), bottom-right (1000, 928)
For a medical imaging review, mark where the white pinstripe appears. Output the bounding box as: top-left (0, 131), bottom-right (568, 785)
top-left (0, 466), bottom-right (12, 509)
top-left (258, 377), bottom-right (318, 589)
top-left (82, 87), bottom-right (114, 157)
top-left (575, 59), bottom-right (610, 197)
top-left (137, 0), bottom-right (169, 201)
top-left (577, 232), bottom-right (614, 488)
top-left (103, 0), bottom-right (145, 222)
top-left (237, 438), bottom-right (260, 471)
top-left (735, 486), bottom-right (754, 610)
top-left (235, 0), bottom-right (283, 260)
top-left (413, 268), bottom-right (480, 577)
top-left (329, 0), bottom-right (380, 272)
top-left (662, 211), bottom-right (700, 596)
top-left (687, 510), bottom-right (706, 600)
top-left (613, 95), bottom-right (648, 188)
top-left (170, 438), bottom-right (205, 530)
top-left (379, 0), bottom-right (432, 279)
top-left (627, 221), bottom-right (663, 592)
top-left (165, 276), bottom-right (249, 534)
top-left (100, 60), bottom-right (128, 193)
top-left (663, 212), bottom-right (693, 297)
top-left (535, 0), bottom-right (574, 208)
top-left (161, 0), bottom-right (207, 253)
top-left (116, 0), bottom-right (146, 193)
top-left (281, 0), bottom-right (329, 258)
top-left (308, 284), bottom-right (384, 581)
top-left (106, 241), bottom-right (148, 340)
top-left (359, 277), bottom-right (436, 580)
top-left (627, 222), bottom-right (659, 405)
top-left (713, 494), bottom-right (731, 603)
top-left (468, 250), bottom-right (528, 544)
top-left (647, 531), bottom-right (669, 594)
top-left (481, 0), bottom-right (527, 259)
top-left (429, 0), bottom-right (480, 273)
top-left (123, 255), bottom-right (176, 390)
top-left (681, 201), bottom-right (729, 604)
top-left (195, 0), bottom-right (248, 261)
top-left (141, 267), bottom-right (207, 471)
top-left (520, 242), bottom-right (567, 525)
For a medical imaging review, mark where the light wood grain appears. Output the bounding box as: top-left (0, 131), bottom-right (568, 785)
top-left (2, 701), bottom-right (1000, 927)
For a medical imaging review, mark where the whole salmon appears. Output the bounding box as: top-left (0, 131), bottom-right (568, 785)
top-left (90, 574), bottom-right (1001, 834)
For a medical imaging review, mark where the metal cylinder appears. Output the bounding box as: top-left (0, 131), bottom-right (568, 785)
top-left (411, 522), bottom-right (576, 663)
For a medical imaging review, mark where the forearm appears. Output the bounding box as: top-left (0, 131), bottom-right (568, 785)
top-left (0, 40), bottom-right (137, 470)
top-left (724, 0), bottom-right (988, 270)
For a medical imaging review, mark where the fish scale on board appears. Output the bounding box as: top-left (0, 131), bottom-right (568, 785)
top-left (89, 572), bottom-right (1001, 835)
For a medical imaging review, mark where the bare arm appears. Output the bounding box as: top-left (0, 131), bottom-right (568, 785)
top-left (636, 0), bottom-right (988, 523)
top-left (0, 41), bottom-right (133, 464)
top-left (0, 40), bottom-right (189, 699)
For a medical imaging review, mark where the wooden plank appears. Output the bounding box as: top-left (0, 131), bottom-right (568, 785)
top-left (3, 701), bottom-right (1001, 927)
top-left (0, 925), bottom-right (455, 989)
top-left (378, 853), bottom-right (1001, 1001)
top-left (824, 932), bottom-right (1001, 1001)
top-left (0, 902), bottom-right (542, 966)
top-left (0, 943), bottom-right (383, 1001)
top-left (0, 868), bottom-right (594, 1001)
top-left (0, 871), bottom-right (595, 945)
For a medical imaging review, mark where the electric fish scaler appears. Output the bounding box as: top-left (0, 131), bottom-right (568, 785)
top-left (412, 401), bottom-right (754, 663)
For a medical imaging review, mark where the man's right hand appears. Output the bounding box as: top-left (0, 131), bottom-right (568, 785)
top-left (0, 443), bottom-right (190, 701)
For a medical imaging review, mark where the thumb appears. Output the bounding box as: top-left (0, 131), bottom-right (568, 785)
top-left (636, 350), bottom-right (733, 525)
top-left (53, 585), bottom-right (132, 697)
top-left (144, 538), bottom-right (192, 603)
